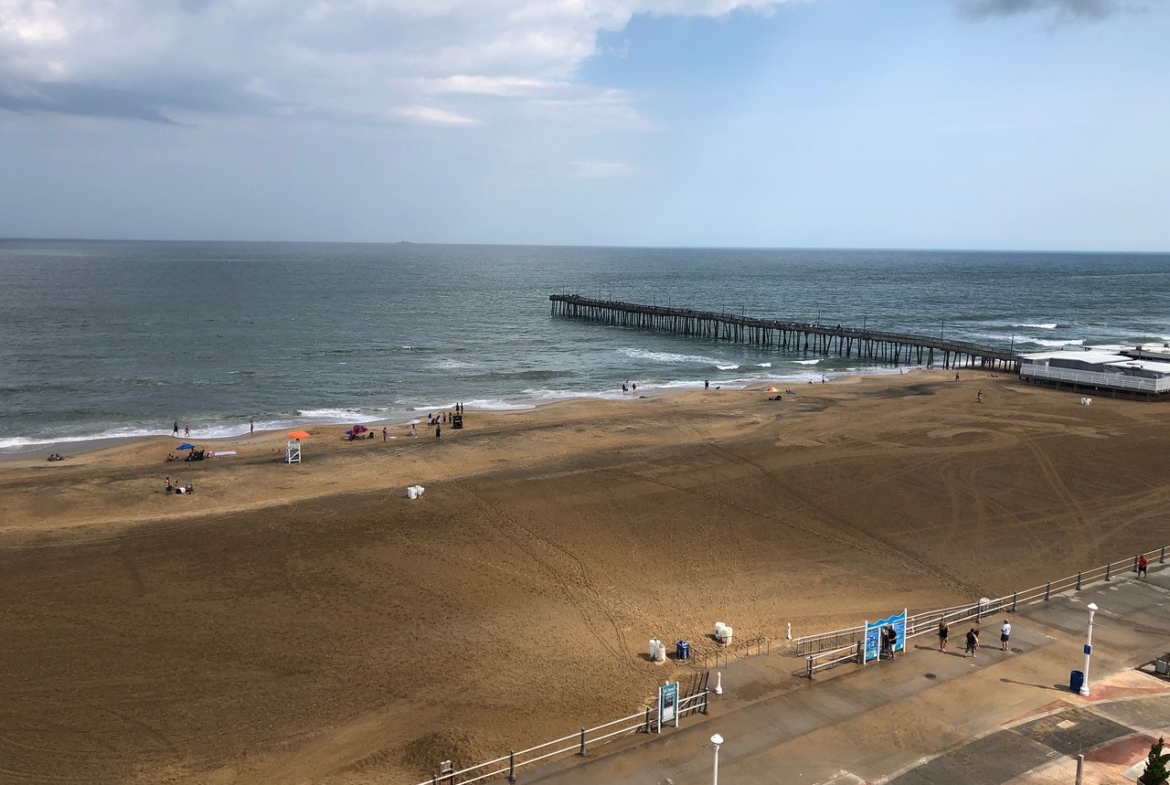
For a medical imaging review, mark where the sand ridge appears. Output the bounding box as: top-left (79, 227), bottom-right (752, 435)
top-left (2, 370), bottom-right (1169, 784)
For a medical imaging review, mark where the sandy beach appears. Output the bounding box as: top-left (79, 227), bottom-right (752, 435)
top-left (2, 370), bottom-right (1169, 785)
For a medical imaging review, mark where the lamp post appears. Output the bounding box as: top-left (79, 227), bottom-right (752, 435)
top-left (1081, 602), bottom-right (1098, 696)
top-left (711, 734), bottom-right (723, 785)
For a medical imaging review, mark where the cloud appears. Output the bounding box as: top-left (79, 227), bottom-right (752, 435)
top-left (0, 0), bottom-right (797, 126)
top-left (568, 161), bottom-right (637, 178)
top-left (394, 105), bottom-right (481, 127)
top-left (954, 0), bottom-right (1136, 20)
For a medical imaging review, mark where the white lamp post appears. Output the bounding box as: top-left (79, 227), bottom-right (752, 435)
top-left (711, 733), bottom-right (723, 785)
top-left (1081, 602), bottom-right (1098, 696)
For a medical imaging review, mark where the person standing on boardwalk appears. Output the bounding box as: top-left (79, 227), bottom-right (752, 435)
top-left (1000, 619), bottom-right (1011, 651)
top-left (1139, 555), bottom-right (1149, 578)
top-left (965, 628), bottom-right (979, 658)
top-left (886, 625), bottom-right (898, 660)
top-left (938, 619), bottom-right (949, 652)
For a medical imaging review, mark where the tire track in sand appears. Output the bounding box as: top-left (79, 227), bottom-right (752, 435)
top-left (462, 489), bottom-right (634, 668)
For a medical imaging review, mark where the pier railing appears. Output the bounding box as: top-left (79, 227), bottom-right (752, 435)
top-left (550, 294), bottom-right (1019, 372)
top-left (800, 546), bottom-right (1166, 678)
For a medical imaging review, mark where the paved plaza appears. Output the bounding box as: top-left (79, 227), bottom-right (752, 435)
top-left (525, 567), bottom-right (1170, 785)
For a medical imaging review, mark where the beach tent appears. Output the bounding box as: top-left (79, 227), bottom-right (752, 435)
top-left (766, 387), bottom-right (778, 393)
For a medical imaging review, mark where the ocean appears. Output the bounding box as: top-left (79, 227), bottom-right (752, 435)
top-left (1, 240), bottom-right (1168, 454)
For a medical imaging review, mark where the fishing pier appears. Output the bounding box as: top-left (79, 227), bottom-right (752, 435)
top-left (550, 294), bottom-right (1020, 372)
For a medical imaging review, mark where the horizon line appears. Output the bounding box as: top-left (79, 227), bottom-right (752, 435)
top-left (1, 237), bottom-right (1168, 255)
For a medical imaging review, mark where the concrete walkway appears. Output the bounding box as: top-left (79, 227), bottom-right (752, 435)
top-left (523, 568), bottom-right (1170, 785)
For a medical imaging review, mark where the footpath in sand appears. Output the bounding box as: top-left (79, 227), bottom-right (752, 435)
top-left (526, 567), bottom-right (1170, 785)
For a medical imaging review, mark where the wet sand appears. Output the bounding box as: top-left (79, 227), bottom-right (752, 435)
top-left (2, 370), bottom-right (1168, 784)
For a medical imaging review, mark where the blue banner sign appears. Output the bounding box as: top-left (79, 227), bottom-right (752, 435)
top-left (865, 610), bottom-right (907, 663)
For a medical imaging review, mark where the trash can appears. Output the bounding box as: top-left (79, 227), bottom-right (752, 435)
top-left (676, 640), bottom-right (690, 661)
top-left (1070, 670), bottom-right (1084, 693)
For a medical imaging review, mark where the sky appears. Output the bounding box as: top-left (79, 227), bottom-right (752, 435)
top-left (1, 0), bottom-right (1167, 250)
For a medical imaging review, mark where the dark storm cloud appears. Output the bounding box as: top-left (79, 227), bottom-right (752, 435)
top-left (955, 0), bottom-right (1137, 19)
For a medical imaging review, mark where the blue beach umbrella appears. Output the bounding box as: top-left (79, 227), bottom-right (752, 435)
top-left (177, 443), bottom-right (196, 450)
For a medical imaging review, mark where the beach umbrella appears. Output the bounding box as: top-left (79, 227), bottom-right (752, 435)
top-left (288, 430), bottom-right (311, 439)
top-left (351, 424), bottom-right (368, 434)
top-left (177, 443), bottom-right (196, 450)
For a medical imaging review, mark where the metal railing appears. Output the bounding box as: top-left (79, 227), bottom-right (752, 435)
top-left (801, 547), bottom-right (1166, 679)
top-left (694, 635), bottom-right (770, 670)
top-left (1021, 364), bottom-right (1170, 393)
top-left (414, 689), bottom-right (710, 785)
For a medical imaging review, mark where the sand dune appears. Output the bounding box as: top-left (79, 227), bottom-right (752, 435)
top-left (2, 370), bottom-right (1168, 784)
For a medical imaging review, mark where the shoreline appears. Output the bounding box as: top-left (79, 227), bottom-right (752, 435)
top-left (0, 363), bottom-right (929, 463)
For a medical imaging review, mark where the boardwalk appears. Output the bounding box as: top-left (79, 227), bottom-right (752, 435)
top-left (550, 294), bottom-right (1020, 372)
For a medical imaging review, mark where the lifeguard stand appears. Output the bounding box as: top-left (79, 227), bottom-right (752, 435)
top-left (286, 439), bottom-right (301, 464)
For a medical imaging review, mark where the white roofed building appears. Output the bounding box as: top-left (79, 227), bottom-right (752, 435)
top-left (1019, 345), bottom-right (1170, 399)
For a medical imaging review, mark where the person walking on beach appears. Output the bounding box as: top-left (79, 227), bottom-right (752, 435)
top-left (976, 389), bottom-right (983, 403)
top-left (1000, 619), bottom-right (1011, 651)
top-left (938, 618), bottom-right (949, 652)
top-left (705, 380), bottom-right (709, 390)
top-left (1139, 555), bottom-right (1149, 578)
top-left (250, 420), bottom-right (254, 436)
top-left (184, 425), bottom-right (190, 437)
top-left (435, 424), bottom-right (441, 440)
top-left (173, 421), bottom-right (180, 437)
top-left (965, 628), bottom-right (979, 658)
top-left (382, 427), bottom-right (387, 442)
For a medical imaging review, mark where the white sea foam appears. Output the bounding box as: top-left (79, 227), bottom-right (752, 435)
top-left (405, 402), bottom-right (458, 412)
top-left (1029, 338), bottom-right (1082, 348)
top-left (1016, 323), bottom-right (1058, 330)
top-left (298, 408), bottom-right (379, 422)
top-left (756, 362), bottom-right (772, 368)
top-left (715, 364), bottom-right (740, 371)
top-left (460, 399), bottom-right (534, 411)
top-left (434, 358), bottom-right (475, 370)
top-left (618, 347), bottom-right (727, 366)
top-left (0, 428), bottom-right (158, 450)
top-left (794, 359), bottom-right (821, 365)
